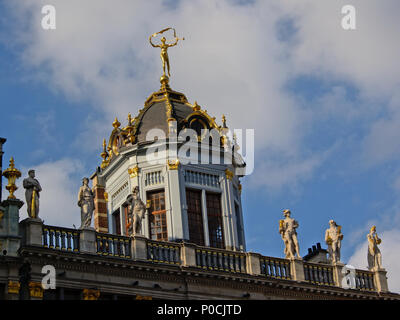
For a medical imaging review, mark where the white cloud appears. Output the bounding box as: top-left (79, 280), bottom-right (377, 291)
top-left (14, 159), bottom-right (83, 228)
top-left (349, 229), bottom-right (400, 293)
top-left (3, 0), bottom-right (400, 193)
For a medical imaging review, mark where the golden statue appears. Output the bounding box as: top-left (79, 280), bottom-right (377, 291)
top-left (149, 28), bottom-right (184, 77)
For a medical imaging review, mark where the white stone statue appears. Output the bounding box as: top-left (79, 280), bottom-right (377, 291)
top-left (23, 169), bottom-right (42, 219)
top-left (367, 226), bottom-right (382, 270)
top-left (279, 209), bottom-right (301, 259)
top-left (126, 186), bottom-right (146, 236)
top-left (78, 177), bottom-right (95, 229)
top-left (325, 220), bottom-right (343, 263)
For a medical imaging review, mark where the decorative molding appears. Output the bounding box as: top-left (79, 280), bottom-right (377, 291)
top-left (167, 159), bottom-right (180, 170)
top-left (29, 282), bottom-right (43, 299)
top-left (8, 281), bottom-right (20, 294)
top-left (225, 169), bottom-right (234, 181)
top-left (82, 288), bottom-right (100, 300)
top-left (128, 166), bottom-right (140, 178)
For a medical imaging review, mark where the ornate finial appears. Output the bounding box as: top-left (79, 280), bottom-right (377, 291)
top-left (127, 113), bottom-right (132, 126)
top-left (193, 101), bottom-right (201, 111)
top-left (222, 114), bottom-right (227, 128)
top-left (112, 117), bottom-right (121, 129)
top-left (2, 157), bottom-right (22, 199)
top-left (149, 27), bottom-right (184, 78)
top-left (100, 139), bottom-right (109, 169)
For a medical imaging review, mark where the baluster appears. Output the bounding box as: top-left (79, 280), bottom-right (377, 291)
top-left (42, 228), bottom-right (49, 247)
top-left (201, 251), bottom-right (207, 269)
top-left (66, 232), bottom-right (72, 251)
top-left (48, 229), bottom-right (55, 248)
top-left (96, 236), bottom-right (101, 253)
top-left (368, 274), bottom-right (374, 290)
top-left (60, 231), bottom-right (66, 249)
top-left (102, 238), bottom-right (107, 254)
top-left (327, 269), bottom-right (333, 284)
top-left (73, 232), bottom-right (79, 252)
top-left (54, 230), bottom-right (60, 249)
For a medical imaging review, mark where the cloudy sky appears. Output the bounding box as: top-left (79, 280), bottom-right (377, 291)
top-left (1, 0), bottom-right (399, 292)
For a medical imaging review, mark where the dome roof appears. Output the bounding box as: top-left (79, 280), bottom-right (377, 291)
top-left (100, 76), bottom-right (222, 169)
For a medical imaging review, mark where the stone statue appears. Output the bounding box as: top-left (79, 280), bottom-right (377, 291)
top-left (149, 27), bottom-right (184, 77)
top-left (367, 226), bottom-right (382, 270)
top-left (78, 177), bottom-right (95, 229)
top-left (126, 186), bottom-right (146, 236)
top-left (325, 220), bottom-right (343, 263)
top-left (279, 209), bottom-right (301, 259)
top-left (23, 169), bottom-right (42, 219)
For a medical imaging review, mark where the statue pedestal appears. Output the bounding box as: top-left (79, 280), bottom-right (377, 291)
top-left (20, 217), bottom-right (43, 247)
top-left (181, 242), bottom-right (197, 267)
top-left (246, 252), bottom-right (261, 275)
top-left (290, 257), bottom-right (305, 281)
top-left (373, 268), bottom-right (389, 292)
top-left (332, 262), bottom-right (345, 287)
top-left (79, 228), bottom-right (96, 254)
top-left (131, 235), bottom-right (148, 261)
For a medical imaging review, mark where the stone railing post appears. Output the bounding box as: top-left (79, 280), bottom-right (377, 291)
top-left (20, 217), bottom-right (43, 247)
top-left (333, 262), bottom-right (345, 287)
top-left (290, 258), bottom-right (305, 281)
top-left (374, 268), bottom-right (389, 293)
top-left (131, 235), bottom-right (148, 261)
top-left (79, 228), bottom-right (96, 254)
top-left (0, 198), bottom-right (23, 256)
top-left (181, 242), bottom-right (197, 267)
top-left (246, 252), bottom-right (261, 275)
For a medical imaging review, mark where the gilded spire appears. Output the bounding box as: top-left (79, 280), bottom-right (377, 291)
top-left (2, 157), bottom-right (22, 199)
top-left (112, 117), bottom-right (121, 129)
top-left (100, 139), bottom-right (109, 169)
top-left (222, 114), bottom-right (227, 128)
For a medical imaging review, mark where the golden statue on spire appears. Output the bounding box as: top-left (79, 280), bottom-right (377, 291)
top-left (149, 28), bottom-right (184, 78)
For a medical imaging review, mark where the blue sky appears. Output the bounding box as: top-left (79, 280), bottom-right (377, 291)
top-left (1, 0), bottom-right (400, 291)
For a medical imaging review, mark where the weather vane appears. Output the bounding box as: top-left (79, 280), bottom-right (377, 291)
top-left (149, 28), bottom-right (184, 78)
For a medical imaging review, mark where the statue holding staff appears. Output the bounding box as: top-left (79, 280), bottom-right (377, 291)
top-left (23, 169), bottom-right (42, 219)
top-left (78, 177), bottom-right (95, 229)
top-left (149, 27), bottom-right (184, 77)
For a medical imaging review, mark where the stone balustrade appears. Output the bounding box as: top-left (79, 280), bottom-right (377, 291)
top-left (146, 240), bottom-right (181, 264)
top-left (303, 262), bottom-right (335, 286)
top-left (195, 247), bottom-right (246, 273)
top-left (355, 269), bottom-right (375, 291)
top-left (42, 225), bottom-right (80, 252)
top-left (18, 219), bottom-right (390, 293)
top-left (260, 256), bottom-right (291, 279)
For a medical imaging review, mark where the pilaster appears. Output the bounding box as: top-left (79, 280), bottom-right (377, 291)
top-left (181, 242), bottom-right (197, 267)
top-left (92, 175), bottom-right (108, 233)
top-left (333, 262), bottom-right (345, 287)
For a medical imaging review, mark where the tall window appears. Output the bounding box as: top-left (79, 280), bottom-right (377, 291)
top-left (186, 189), bottom-right (205, 246)
top-left (206, 192), bottom-right (224, 249)
top-left (235, 202), bottom-right (243, 248)
top-left (148, 190), bottom-right (168, 241)
top-left (113, 209), bottom-right (121, 235)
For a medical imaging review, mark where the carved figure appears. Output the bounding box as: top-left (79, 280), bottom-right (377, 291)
top-left (279, 209), bottom-right (301, 259)
top-left (149, 28), bottom-right (184, 77)
top-left (78, 177), bottom-right (95, 229)
top-left (325, 220), bottom-right (343, 263)
top-left (367, 226), bottom-right (382, 270)
top-left (126, 186), bottom-right (146, 236)
top-left (23, 170), bottom-right (42, 219)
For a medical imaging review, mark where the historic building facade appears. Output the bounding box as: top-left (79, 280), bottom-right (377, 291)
top-left (0, 31), bottom-right (399, 300)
